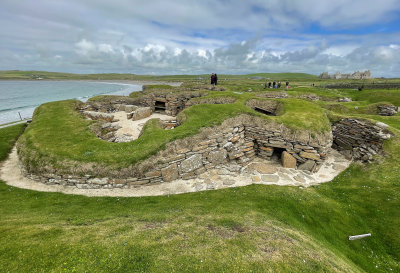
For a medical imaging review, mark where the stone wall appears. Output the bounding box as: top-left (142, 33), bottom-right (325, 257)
top-left (255, 91), bottom-right (288, 99)
top-left (246, 99), bottom-right (282, 116)
top-left (141, 92), bottom-right (206, 116)
top-left (332, 118), bottom-right (391, 162)
top-left (20, 115), bottom-right (333, 189)
top-left (378, 105), bottom-right (398, 116)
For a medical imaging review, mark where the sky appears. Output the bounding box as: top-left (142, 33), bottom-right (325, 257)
top-left (1, 0), bottom-right (400, 77)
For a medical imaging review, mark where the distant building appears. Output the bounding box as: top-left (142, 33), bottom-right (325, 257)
top-left (319, 70), bottom-right (372, 79)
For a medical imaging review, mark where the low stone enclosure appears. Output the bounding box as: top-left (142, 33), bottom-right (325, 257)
top-left (79, 91), bottom-right (207, 117)
top-left (19, 109), bottom-right (392, 189)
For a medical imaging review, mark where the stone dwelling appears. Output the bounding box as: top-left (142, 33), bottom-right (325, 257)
top-left (21, 95), bottom-right (392, 189)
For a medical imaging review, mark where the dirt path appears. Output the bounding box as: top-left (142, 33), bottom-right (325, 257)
top-left (0, 147), bottom-right (351, 197)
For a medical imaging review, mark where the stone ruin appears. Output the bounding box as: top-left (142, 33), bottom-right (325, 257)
top-left (319, 70), bottom-right (372, 79)
top-left (378, 105), bottom-right (399, 116)
top-left (20, 93), bottom-right (393, 189)
top-left (77, 92), bottom-right (209, 142)
top-left (20, 108), bottom-right (392, 190)
top-left (332, 118), bottom-right (391, 162)
top-left (246, 99), bottom-right (282, 116)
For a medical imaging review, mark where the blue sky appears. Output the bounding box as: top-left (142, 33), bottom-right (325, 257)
top-left (1, 0), bottom-right (400, 76)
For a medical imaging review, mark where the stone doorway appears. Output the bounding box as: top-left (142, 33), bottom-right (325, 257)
top-left (271, 147), bottom-right (286, 162)
top-left (154, 101), bottom-right (166, 113)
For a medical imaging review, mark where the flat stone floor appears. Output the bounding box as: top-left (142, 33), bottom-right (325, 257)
top-left (0, 147), bottom-right (351, 197)
top-left (112, 111), bottom-right (176, 142)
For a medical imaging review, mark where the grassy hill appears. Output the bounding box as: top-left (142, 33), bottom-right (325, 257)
top-left (0, 70), bottom-right (318, 81)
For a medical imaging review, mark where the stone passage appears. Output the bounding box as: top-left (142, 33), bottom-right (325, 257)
top-left (154, 100), bottom-right (166, 113)
top-left (246, 99), bottom-right (282, 116)
top-left (332, 118), bottom-right (391, 162)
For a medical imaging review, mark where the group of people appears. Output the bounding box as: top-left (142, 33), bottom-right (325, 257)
top-left (264, 81), bottom-right (290, 89)
top-left (210, 73), bottom-right (218, 85)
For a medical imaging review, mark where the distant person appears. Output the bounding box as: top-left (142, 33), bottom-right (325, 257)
top-left (210, 73), bottom-right (215, 85)
top-left (214, 74), bottom-right (218, 85)
top-left (273, 81), bottom-right (276, 88)
top-left (268, 82), bottom-right (272, 88)
top-left (278, 81), bottom-right (281, 88)
top-left (285, 81), bottom-right (289, 89)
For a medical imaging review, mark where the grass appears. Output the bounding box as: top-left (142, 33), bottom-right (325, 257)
top-left (0, 123), bottom-right (26, 161)
top-left (1, 76), bottom-right (400, 271)
top-left (1, 121), bottom-right (400, 272)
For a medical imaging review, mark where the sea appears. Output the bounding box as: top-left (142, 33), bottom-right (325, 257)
top-left (0, 81), bottom-right (142, 124)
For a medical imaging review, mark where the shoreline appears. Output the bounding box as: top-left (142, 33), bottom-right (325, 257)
top-left (0, 78), bottom-right (183, 86)
top-left (0, 80), bottom-right (182, 125)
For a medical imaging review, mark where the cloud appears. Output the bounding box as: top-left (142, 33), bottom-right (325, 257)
top-left (0, 0), bottom-right (400, 76)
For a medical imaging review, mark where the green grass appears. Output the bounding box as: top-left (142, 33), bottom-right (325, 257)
top-left (353, 89), bottom-right (400, 105)
top-left (0, 123), bottom-right (26, 161)
top-left (1, 122), bottom-right (399, 272)
top-left (1, 77), bottom-right (400, 271)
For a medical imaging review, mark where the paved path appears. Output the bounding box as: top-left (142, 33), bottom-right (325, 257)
top-left (0, 147), bottom-right (351, 197)
top-left (0, 119), bottom-right (30, 129)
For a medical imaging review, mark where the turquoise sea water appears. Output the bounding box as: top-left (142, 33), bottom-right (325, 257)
top-left (0, 81), bottom-right (141, 124)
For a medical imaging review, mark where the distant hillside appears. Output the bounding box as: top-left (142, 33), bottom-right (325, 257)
top-left (245, 72), bottom-right (318, 79)
top-left (0, 70), bottom-right (317, 81)
top-left (0, 70), bottom-right (137, 80)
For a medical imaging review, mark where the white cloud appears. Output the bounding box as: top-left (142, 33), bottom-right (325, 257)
top-left (322, 45), bottom-right (358, 57)
top-left (98, 44), bottom-right (114, 54)
top-left (1, 0), bottom-right (400, 76)
top-left (75, 39), bottom-right (96, 55)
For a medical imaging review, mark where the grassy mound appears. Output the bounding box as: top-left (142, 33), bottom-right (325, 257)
top-left (17, 91), bottom-right (330, 175)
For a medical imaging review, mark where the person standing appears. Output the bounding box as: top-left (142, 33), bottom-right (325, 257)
top-left (268, 82), bottom-right (272, 88)
top-left (210, 73), bottom-right (215, 85)
top-left (285, 81), bottom-right (289, 89)
top-left (273, 81), bottom-right (276, 88)
top-left (214, 74), bottom-right (218, 85)
top-left (278, 81), bottom-right (281, 88)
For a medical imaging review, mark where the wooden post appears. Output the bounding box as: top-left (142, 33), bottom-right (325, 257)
top-left (18, 112), bottom-right (22, 121)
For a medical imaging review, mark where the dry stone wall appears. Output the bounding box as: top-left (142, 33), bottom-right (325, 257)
top-left (20, 115), bottom-right (334, 189)
top-left (141, 92), bottom-right (206, 116)
top-left (378, 105), bottom-right (398, 116)
top-left (332, 118), bottom-right (391, 162)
